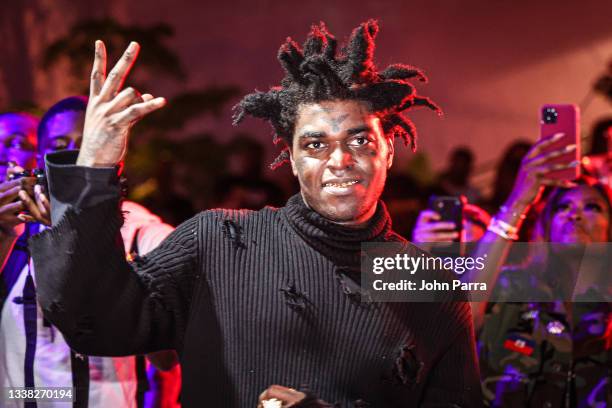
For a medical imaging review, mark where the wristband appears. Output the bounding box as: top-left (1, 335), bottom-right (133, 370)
top-left (487, 217), bottom-right (519, 241)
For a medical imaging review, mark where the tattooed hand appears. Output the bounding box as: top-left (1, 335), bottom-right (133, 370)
top-left (77, 40), bottom-right (166, 168)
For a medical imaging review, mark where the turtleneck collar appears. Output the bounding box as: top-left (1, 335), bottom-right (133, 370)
top-left (280, 193), bottom-right (401, 267)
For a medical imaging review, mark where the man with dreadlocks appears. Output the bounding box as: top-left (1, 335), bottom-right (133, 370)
top-left (29, 21), bottom-right (482, 407)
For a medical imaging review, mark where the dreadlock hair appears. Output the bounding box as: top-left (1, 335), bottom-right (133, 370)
top-left (233, 19), bottom-right (442, 169)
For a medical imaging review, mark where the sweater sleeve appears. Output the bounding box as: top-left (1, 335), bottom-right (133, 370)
top-left (29, 151), bottom-right (200, 357)
top-left (420, 301), bottom-right (484, 408)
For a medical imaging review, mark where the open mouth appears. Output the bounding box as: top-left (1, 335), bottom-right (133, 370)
top-left (321, 179), bottom-right (363, 195)
top-left (322, 180), bottom-right (360, 188)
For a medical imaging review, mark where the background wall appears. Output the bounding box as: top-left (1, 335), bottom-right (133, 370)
top-left (2, 0), bottom-right (611, 192)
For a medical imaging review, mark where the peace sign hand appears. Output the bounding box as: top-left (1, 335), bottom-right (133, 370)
top-left (76, 40), bottom-right (166, 168)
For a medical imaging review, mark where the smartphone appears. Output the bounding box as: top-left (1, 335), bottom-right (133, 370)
top-left (540, 104), bottom-right (581, 181)
top-left (428, 195), bottom-right (463, 242)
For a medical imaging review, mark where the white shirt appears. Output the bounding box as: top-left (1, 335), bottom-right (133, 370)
top-left (0, 201), bottom-right (174, 407)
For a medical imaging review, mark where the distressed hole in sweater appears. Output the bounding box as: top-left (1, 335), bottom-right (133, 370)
top-left (220, 219), bottom-right (246, 249)
top-left (392, 343), bottom-right (425, 386)
top-left (279, 281), bottom-right (309, 312)
top-left (334, 268), bottom-right (374, 308)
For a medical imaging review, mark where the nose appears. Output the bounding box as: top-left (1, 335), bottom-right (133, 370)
top-left (568, 206), bottom-right (583, 221)
top-left (327, 141), bottom-right (354, 171)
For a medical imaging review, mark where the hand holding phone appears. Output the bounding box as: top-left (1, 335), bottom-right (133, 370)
top-left (427, 195), bottom-right (464, 243)
top-left (501, 106), bottom-right (581, 222)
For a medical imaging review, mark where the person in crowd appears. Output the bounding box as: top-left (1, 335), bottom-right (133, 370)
top-left (484, 141), bottom-right (532, 213)
top-left (141, 157), bottom-right (196, 227)
top-left (29, 21), bottom-right (483, 407)
top-left (588, 117), bottom-right (612, 156)
top-left (415, 132), bottom-right (610, 405)
top-left (464, 132), bottom-right (610, 406)
top-left (0, 112), bottom-right (38, 180)
top-left (213, 134), bottom-right (286, 209)
top-left (381, 171), bottom-right (424, 239)
top-left (478, 174), bottom-right (611, 407)
top-left (583, 117), bottom-right (612, 187)
top-left (433, 147), bottom-right (482, 203)
top-left (482, 141), bottom-right (536, 242)
top-left (0, 97), bottom-right (181, 408)
top-left (0, 112), bottom-right (39, 270)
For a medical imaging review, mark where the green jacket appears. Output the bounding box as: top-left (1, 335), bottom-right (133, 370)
top-left (478, 267), bottom-right (611, 407)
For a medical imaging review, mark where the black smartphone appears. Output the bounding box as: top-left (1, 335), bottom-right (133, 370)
top-left (428, 195), bottom-right (463, 242)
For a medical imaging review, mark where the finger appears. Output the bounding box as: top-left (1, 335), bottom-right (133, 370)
top-left (418, 231), bottom-right (458, 240)
top-left (19, 178), bottom-right (36, 196)
top-left (0, 185), bottom-right (23, 204)
top-left (525, 144), bottom-right (576, 167)
top-left (141, 93), bottom-right (154, 102)
top-left (107, 87), bottom-right (143, 114)
top-left (416, 233), bottom-right (432, 242)
top-left (0, 200), bottom-right (25, 215)
top-left (416, 209), bottom-right (441, 224)
top-left (110, 97), bottom-right (166, 125)
top-left (0, 178), bottom-right (26, 194)
top-left (19, 190), bottom-right (45, 223)
top-left (541, 179), bottom-right (579, 188)
top-left (1, 174), bottom-right (36, 194)
top-left (99, 42), bottom-right (140, 100)
top-left (258, 389), bottom-right (279, 408)
top-left (90, 40), bottom-right (107, 97)
top-left (17, 213), bottom-right (36, 223)
top-left (420, 222), bottom-right (458, 232)
top-left (421, 231), bottom-right (459, 242)
top-left (259, 385), bottom-right (305, 406)
top-left (34, 185), bottom-right (51, 223)
top-left (259, 385), bottom-right (298, 401)
top-left (534, 160), bottom-right (580, 176)
top-left (524, 132), bottom-right (565, 160)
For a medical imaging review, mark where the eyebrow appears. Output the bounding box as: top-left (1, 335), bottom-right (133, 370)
top-left (298, 131), bottom-right (325, 139)
top-left (347, 125), bottom-right (372, 135)
top-left (298, 125), bottom-right (372, 139)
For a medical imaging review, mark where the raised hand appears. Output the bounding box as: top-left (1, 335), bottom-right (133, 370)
top-left (76, 40), bottom-right (166, 168)
top-left (0, 176), bottom-right (35, 235)
top-left (5, 165), bottom-right (50, 226)
top-left (18, 184), bottom-right (50, 226)
top-left (506, 132), bottom-right (578, 208)
top-left (258, 385), bottom-right (306, 407)
top-left (412, 209), bottom-right (459, 244)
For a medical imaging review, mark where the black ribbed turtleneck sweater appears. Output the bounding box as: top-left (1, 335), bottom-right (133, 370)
top-left (31, 151), bottom-right (482, 407)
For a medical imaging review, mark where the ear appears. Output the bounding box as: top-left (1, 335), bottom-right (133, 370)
top-left (288, 146), bottom-right (298, 177)
top-left (386, 136), bottom-right (395, 169)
